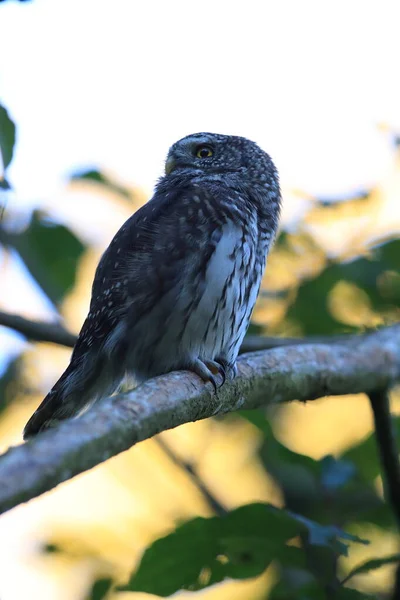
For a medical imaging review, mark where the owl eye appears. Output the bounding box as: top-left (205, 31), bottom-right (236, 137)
top-left (195, 145), bottom-right (214, 159)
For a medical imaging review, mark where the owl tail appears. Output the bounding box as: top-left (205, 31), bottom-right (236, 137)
top-left (23, 360), bottom-right (102, 439)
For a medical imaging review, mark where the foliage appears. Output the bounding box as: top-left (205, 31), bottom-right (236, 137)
top-left (1, 103), bottom-right (399, 599)
top-left (0, 104), bottom-right (15, 173)
top-left (118, 503), bottom-right (367, 596)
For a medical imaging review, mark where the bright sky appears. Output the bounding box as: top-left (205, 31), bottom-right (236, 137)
top-left (0, 0), bottom-right (399, 202)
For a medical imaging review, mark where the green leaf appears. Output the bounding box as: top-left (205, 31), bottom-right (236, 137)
top-left (5, 211), bottom-right (86, 305)
top-left (285, 236), bottom-right (400, 335)
top-left (70, 168), bottom-right (133, 202)
top-left (86, 577), bottom-right (113, 600)
top-left (0, 177), bottom-right (11, 189)
top-left (0, 104), bottom-right (16, 171)
top-left (41, 543), bottom-right (61, 554)
top-left (269, 578), bottom-right (326, 600)
top-left (242, 410), bottom-right (393, 529)
top-left (341, 553), bottom-right (400, 585)
top-left (119, 503), bottom-right (368, 596)
top-left (335, 588), bottom-right (376, 599)
top-left (342, 415), bottom-right (400, 484)
top-left (0, 355), bottom-right (22, 414)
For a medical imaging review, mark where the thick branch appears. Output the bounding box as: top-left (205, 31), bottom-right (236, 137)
top-left (0, 325), bottom-right (399, 516)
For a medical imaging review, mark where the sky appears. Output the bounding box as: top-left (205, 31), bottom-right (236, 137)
top-left (0, 0), bottom-right (399, 202)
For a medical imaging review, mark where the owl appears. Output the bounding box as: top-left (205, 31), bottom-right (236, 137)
top-left (23, 132), bottom-right (281, 438)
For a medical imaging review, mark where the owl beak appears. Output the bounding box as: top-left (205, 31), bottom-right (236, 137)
top-left (165, 156), bottom-right (176, 175)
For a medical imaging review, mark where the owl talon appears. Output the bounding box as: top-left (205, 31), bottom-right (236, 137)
top-left (190, 359), bottom-right (225, 392)
top-left (204, 360), bottom-right (226, 386)
top-left (215, 358), bottom-right (237, 381)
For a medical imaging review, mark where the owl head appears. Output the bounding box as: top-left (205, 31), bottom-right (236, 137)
top-left (164, 132), bottom-right (279, 189)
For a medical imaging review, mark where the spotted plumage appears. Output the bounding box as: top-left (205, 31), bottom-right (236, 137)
top-left (23, 132), bottom-right (281, 438)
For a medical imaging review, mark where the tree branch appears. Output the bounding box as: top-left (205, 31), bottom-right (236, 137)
top-left (368, 390), bottom-right (400, 600)
top-left (155, 437), bottom-right (227, 516)
top-left (369, 390), bottom-right (400, 530)
top-left (0, 311), bottom-right (76, 347)
top-left (0, 308), bottom-right (359, 353)
top-left (0, 325), bottom-right (399, 516)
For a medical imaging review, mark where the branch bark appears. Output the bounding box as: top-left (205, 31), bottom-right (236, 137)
top-left (0, 324), bottom-right (399, 516)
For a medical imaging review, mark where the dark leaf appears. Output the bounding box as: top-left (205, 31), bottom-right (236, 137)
top-left (0, 104), bottom-right (16, 171)
top-left (341, 553), bottom-right (400, 585)
top-left (0, 355), bottom-right (22, 414)
top-left (241, 410), bottom-right (392, 528)
top-left (269, 577), bottom-right (326, 600)
top-left (0, 177), bottom-right (11, 190)
top-left (119, 503), bottom-right (368, 596)
top-left (3, 210), bottom-right (86, 305)
top-left (342, 415), bottom-right (400, 484)
top-left (41, 543), bottom-right (61, 554)
top-left (335, 588), bottom-right (376, 599)
top-left (86, 577), bottom-right (113, 600)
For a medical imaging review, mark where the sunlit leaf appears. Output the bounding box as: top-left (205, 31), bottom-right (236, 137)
top-left (285, 237), bottom-right (400, 335)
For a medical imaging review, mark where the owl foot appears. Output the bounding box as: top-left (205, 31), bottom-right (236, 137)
top-left (190, 358), bottom-right (226, 392)
top-left (215, 358), bottom-right (237, 380)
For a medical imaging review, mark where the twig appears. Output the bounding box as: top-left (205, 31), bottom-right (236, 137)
top-left (393, 563), bottom-right (400, 600)
top-left (155, 437), bottom-right (227, 516)
top-left (0, 311), bottom-right (76, 347)
top-left (0, 324), bottom-right (399, 516)
top-left (368, 390), bottom-right (400, 600)
top-left (239, 333), bottom-right (353, 353)
top-left (369, 390), bottom-right (400, 530)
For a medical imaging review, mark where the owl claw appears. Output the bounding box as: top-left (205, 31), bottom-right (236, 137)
top-left (205, 360), bottom-right (226, 386)
top-left (190, 359), bottom-right (226, 392)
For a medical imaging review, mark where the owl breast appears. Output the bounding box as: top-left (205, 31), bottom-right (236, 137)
top-left (178, 221), bottom-right (261, 361)
top-left (125, 219), bottom-right (266, 380)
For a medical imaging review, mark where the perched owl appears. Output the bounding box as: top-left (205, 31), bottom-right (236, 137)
top-left (23, 133), bottom-right (281, 439)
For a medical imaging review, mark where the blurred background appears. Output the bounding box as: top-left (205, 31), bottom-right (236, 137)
top-left (0, 0), bottom-right (400, 598)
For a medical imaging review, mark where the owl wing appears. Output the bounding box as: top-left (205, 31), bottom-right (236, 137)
top-left (71, 183), bottom-right (226, 363)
